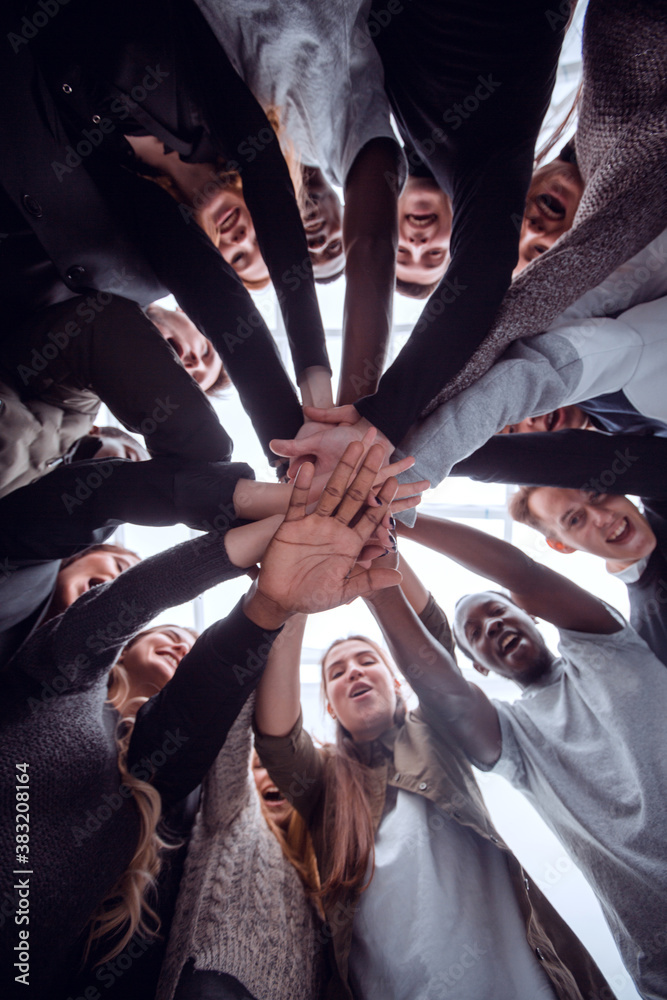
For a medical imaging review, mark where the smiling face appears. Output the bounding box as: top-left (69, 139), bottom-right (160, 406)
top-left (301, 168), bottom-right (344, 280)
top-left (252, 750), bottom-right (293, 829)
top-left (527, 489), bottom-right (657, 571)
top-left (322, 639), bottom-right (397, 743)
top-left (147, 305), bottom-right (224, 392)
top-left (119, 626), bottom-right (195, 701)
top-left (455, 592), bottom-right (553, 687)
top-left (396, 176), bottom-right (451, 286)
top-left (514, 160), bottom-right (584, 273)
top-left (53, 549), bottom-right (140, 614)
top-left (196, 186), bottom-right (270, 284)
top-left (499, 405), bottom-right (590, 435)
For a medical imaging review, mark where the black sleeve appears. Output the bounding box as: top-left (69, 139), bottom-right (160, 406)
top-left (451, 431), bottom-right (667, 499)
top-left (174, 0), bottom-right (330, 379)
top-left (6, 526), bottom-right (250, 687)
top-left (356, 139), bottom-right (533, 444)
top-left (128, 599), bottom-right (281, 805)
top-left (125, 172), bottom-right (306, 461)
top-left (355, 0), bottom-right (567, 445)
top-left (0, 456), bottom-right (254, 560)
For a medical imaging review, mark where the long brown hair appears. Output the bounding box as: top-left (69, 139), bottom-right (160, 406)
top-left (258, 793), bottom-right (321, 902)
top-left (318, 636), bottom-right (407, 909)
top-left (85, 625), bottom-right (196, 964)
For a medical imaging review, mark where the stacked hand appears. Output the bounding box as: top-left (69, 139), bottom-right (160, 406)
top-left (244, 442), bottom-right (408, 629)
top-left (271, 405), bottom-right (395, 482)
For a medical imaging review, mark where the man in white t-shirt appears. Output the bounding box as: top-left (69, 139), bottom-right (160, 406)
top-left (388, 513), bottom-right (667, 1000)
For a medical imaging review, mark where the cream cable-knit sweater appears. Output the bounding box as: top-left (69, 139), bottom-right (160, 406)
top-left (424, 0), bottom-right (667, 414)
top-left (157, 698), bottom-right (324, 1000)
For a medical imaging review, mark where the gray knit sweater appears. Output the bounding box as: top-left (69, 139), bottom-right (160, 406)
top-left (158, 698), bottom-right (325, 1000)
top-left (424, 0), bottom-right (667, 413)
top-left (0, 529), bottom-right (278, 999)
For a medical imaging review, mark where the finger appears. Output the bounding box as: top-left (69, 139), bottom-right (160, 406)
top-left (357, 544), bottom-right (387, 567)
top-left (270, 437), bottom-right (320, 458)
top-left (335, 443), bottom-right (386, 525)
top-left (342, 566), bottom-right (403, 602)
top-left (352, 476), bottom-right (399, 541)
top-left (314, 441), bottom-right (365, 517)
top-left (285, 462), bottom-right (315, 522)
top-left (393, 479), bottom-right (431, 500)
top-left (373, 454), bottom-right (416, 484)
top-left (303, 404), bottom-right (360, 424)
top-left (389, 494), bottom-right (424, 514)
top-left (360, 425), bottom-right (377, 450)
top-left (302, 406), bottom-right (344, 424)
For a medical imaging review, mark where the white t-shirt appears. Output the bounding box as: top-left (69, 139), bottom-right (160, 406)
top-left (194, 0), bottom-right (406, 188)
top-left (490, 615), bottom-right (667, 999)
top-left (349, 788), bottom-right (555, 1000)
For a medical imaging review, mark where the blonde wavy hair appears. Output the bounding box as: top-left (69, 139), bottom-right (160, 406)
top-left (85, 626), bottom-right (196, 965)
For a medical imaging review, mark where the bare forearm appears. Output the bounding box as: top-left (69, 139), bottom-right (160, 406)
top-left (366, 587), bottom-right (500, 761)
top-left (298, 366), bottom-right (334, 409)
top-left (367, 587), bottom-right (469, 708)
top-left (338, 237), bottom-right (396, 404)
top-left (224, 515), bottom-right (283, 569)
top-left (233, 479), bottom-right (291, 520)
top-left (401, 514), bottom-right (537, 594)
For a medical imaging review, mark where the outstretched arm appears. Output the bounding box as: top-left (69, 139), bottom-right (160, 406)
top-left (366, 564), bottom-right (501, 766)
top-left (254, 613), bottom-right (307, 739)
top-left (337, 138), bottom-right (400, 406)
top-left (451, 430), bottom-right (667, 500)
top-left (401, 514), bottom-right (620, 634)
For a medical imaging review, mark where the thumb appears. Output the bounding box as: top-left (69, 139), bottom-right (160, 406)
top-left (270, 437), bottom-right (310, 458)
top-left (342, 567), bottom-right (402, 602)
top-left (302, 406), bottom-right (341, 423)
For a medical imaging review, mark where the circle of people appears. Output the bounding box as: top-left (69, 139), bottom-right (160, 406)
top-left (1, 1), bottom-right (666, 999)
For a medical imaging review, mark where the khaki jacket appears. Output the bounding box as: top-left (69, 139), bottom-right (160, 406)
top-left (256, 704), bottom-right (615, 1000)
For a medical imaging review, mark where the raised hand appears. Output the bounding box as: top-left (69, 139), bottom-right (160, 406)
top-left (244, 442), bottom-right (403, 629)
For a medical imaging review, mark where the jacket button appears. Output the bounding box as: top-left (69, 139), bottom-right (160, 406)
top-left (22, 194), bottom-right (43, 218)
top-left (418, 782), bottom-right (427, 791)
top-left (66, 265), bottom-right (87, 283)
top-left (62, 83), bottom-right (72, 94)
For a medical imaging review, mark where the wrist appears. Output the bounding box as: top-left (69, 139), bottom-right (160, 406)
top-left (233, 480), bottom-right (291, 520)
top-left (225, 515), bottom-right (284, 568)
top-left (243, 581), bottom-right (292, 631)
top-left (298, 366), bottom-right (334, 409)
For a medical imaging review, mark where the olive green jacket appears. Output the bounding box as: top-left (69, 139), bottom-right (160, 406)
top-left (255, 600), bottom-right (614, 1000)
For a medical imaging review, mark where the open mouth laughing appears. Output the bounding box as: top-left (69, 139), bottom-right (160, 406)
top-left (406, 213), bottom-right (437, 228)
top-left (349, 682), bottom-right (373, 699)
top-left (497, 630), bottom-right (522, 657)
top-left (261, 785), bottom-right (287, 807)
top-left (534, 192), bottom-right (566, 220)
top-left (216, 206), bottom-right (240, 233)
top-left (606, 518), bottom-right (633, 545)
